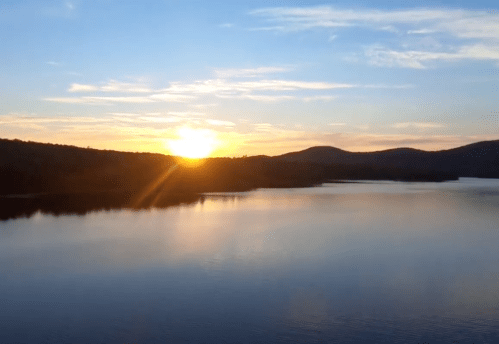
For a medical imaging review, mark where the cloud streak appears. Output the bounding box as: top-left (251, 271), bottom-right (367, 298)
top-left (69, 80), bottom-right (152, 93)
top-left (249, 6), bottom-right (495, 34)
top-left (250, 6), bottom-right (499, 68)
top-left (206, 119), bottom-right (236, 127)
top-left (366, 44), bottom-right (499, 69)
top-left (214, 66), bottom-right (291, 78)
top-left (391, 122), bottom-right (446, 129)
top-left (49, 74), bottom-right (361, 105)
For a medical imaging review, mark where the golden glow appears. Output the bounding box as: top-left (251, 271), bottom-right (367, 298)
top-left (167, 127), bottom-right (218, 159)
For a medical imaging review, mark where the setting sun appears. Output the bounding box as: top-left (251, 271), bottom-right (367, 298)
top-left (167, 127), bottom-right (218, 159)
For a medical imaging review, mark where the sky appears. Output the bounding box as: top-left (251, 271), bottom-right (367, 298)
top-left (1, 0), bottom-right (499, 157)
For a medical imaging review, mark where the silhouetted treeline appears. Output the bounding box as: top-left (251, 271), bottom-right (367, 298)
top-left (0, 139), bottom-right (176, 195)
top-left (0, 138), bottom-right (469, 219)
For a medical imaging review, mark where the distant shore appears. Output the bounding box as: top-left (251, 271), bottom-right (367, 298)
top-left (2, 137), bottom-right (497, 220)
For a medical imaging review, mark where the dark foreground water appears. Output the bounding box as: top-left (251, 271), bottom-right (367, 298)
top-left (1, 178), bottom-right (499, 343)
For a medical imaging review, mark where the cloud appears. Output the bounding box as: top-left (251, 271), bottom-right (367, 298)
top-left (48, 74), bottom-right (407, 106)
top-left (155, 78), bottom-right (354, 102)
top-left (68, 84), bottom-right (99, 92)
top-left (50, 67), bottom-right (406, 107)
top-left (249, 7), bottom-right (486, 33)
top-left (362, 83), bottom-right (414, 89)
top-left (329, 122), bottom-right (347, 126)
top-left (254, 123), bottom-right (274, 132)
top-left (380, 25), bottom-right (399, 33)
top-left (46, 96), bottom-right (154, 104)
top-left (303, 95), bottom-right (337, 102)
top-left (138, 116), bottom-right (182, 123)
top-left (223, 94), bottom-right (295, 102)
top-left (45, 94), bottom-right (195, 104)
top-left (214, 66), bottom-right (291, 78)
top-left (148, 93), bottom-right (195, 102)
top-left (407, 29), bottom-right (436, 34)
top-left (0, 114), bottom-right (108, 125)
top-left (219, 23), bottom-right (234, 28)
top-left (391, 122), bottom-right (446, 129)
top-left (206, 119), bottom-right (236, 127)
top-left (100, 80), bottom-right (152, 93)
top-left (46, 61), bottom-right (60, 66)
top-left (168, 111), bottom-right (206, 117)
top-left (43, 97), bottom-right (98, 104)
top-left (69, 80), bottom-right (152, 93)
top-left (366, 44), bottom-right (499, 69)
top-left (163, 79), bottom-right (353, 94)
top-left (250, 6), bottom-right (499, 68)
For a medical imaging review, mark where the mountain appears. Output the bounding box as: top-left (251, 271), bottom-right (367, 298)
top-left (273, 140), bottom-right (499, 178)
top-left (3, 137), bottom-right (491, 219)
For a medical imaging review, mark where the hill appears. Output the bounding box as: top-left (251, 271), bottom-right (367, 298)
top-left (3, 138), bottom-right (489, 219)
top-left (274, 140), bottom-right (499, 178)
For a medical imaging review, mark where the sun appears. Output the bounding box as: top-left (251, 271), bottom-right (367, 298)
top-left (167, 127), bottom-right (218, 159)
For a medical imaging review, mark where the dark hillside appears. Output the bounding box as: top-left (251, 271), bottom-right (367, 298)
top-left (0, 139), bottom-right (176, 195)
top-left (277, 146), bottom-right (350, 163)
top-left (274, 140), bottom-right (499, 178)
top-left (0, 138), bottom-right (465, 219)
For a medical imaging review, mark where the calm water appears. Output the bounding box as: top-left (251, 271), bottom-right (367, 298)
top-left (1, 178), bottom-right (499, 343)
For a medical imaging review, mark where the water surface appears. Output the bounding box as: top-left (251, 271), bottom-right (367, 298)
top-left (1, 178), bottom-right (499, 343)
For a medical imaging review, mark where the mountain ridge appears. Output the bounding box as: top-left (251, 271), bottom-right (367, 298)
top-left (272, 140), bottom-right (499, 178)
top-left (2, 137), bottom-right (496, 219)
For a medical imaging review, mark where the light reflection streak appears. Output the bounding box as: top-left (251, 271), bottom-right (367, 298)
top-left (130, 163), bottom-right (178, 208)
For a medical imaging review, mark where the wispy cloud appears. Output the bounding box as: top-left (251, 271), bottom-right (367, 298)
top-left (45, 94), bottom-right (195, 104)
top-left (43, 97), bottom-right (100, 104)
top-left (138, 116), bottom-right (182, 123)
top-left (206, 119), bottom-right (236, 127)
top-left (167, 111), bottom-right (206, 117)
top-left (220, 94), bottom-right (296, 102)
top-left (303, 95), bottom-right (337, 102)
top-left (214, 66), bottom-right (291, 78)
top-left (407, 29), bottom-right (436, 34)
top-left (164, 79), bottom-right (353, 94)
top-left (250, 6), bottom-right (499, 68)
top-left (366, 44), bottom-right (499, 69)
top-left (362, 83), bottom-right (414, 89)
top-left (48, 66), bottom-right (407, 107)
top-left (254, 123), bottom-right (274, 132)
top-left (69, 80), bottom-right (152, 93)
top-left (219, 23), bottom-right (234, 28)
top-left (148, 93), bottom-right (195, 102)
top-left (0, 114), bottom-right (108, 125)
top-left (249, 7), bottom-right (489, 33)
top-left (44, 96), bottom-right (154, 104)
top-left (391, 122), bottom-right (446, 129)
top-left (68, 84), bottom-right (99, 92)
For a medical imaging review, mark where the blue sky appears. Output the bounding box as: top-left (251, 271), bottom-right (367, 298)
top-left (1, 0), bottom-right (498, 156)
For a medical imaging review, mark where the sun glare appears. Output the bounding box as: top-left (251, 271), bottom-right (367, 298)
top-left (168, 127), bottom-right (218, 159)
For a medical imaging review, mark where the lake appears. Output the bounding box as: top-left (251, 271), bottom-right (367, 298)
top-left (1, 178), bottom-right (499, 343)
